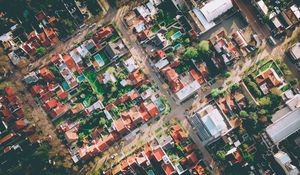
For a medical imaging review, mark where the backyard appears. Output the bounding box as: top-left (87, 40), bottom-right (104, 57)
top-left (156, 1), bottom-right (177, 27)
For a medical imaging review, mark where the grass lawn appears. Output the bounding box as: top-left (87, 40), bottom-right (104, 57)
top-left (175, 63), bottom-right (189, 74)
top-left (99, 50), bottom-right (110, 65)
top-left (85, 70), bottom-right (108, 101)
top-left (151, 25), bottom-right (160, 33)
top-left (271, 63), bottom-right (283, 77)
top-left (259, 60), bottom-right (272, 72)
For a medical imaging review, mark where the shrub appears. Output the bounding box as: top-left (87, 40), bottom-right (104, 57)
top-left (248, 81), bottom-right (262, 97)
top-left (289, 79), bottom-right (298, 87)
top-left (239, 110), bottom-right (249, 118)
top-left (224, 72), bottom-right (231, 78)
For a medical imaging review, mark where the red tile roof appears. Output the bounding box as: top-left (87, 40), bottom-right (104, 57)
top-left (255, 68), bottom-right (282, 87)
top-left (153, 147), bottom-right (165, 162)
top-left (156, 50), bottom-right (166, 59)
top-left (129, 70), bottom-right (144, 85)
top-left (170, 124), bottom-right (187, 144)
top-left (44, 98), bottom-right (58, 111)
top-left (40, 67), bottom-right (55, 81)
top-left (92, 26), bottom-right (113, 43)
top-left (35, 11), bottom-right (47, 21)
top-left (4, 87), bottom-right (14, 97)
top-left (57, 89), bottom-right (68, 100)
top-left (0, 133), bottom-right (15, 145)
top-left (31, 85), bottom-right (43, 96)
top-left (114, 118), bottom-right (128, 135)
top-left (63, 54), bottom-right (82, 74)
top-left (162, 163), bottom-right (176, 175)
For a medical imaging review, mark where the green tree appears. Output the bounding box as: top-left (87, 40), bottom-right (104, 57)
top-left (216, 150), bottom-right (226, 160)
top-left (36, 47), bottom-right (47, 57)
top-left (99, 117), bottom-right (107, 128)
top-left (239, 110), bottom-right (249, 118)
top-left (166, 52), bottom-right (175, 61)
top-left (211, 88), bottom-right (223, 98)
top-left (289, 79), bottom-right (298, 87)
top-left (183, 47), bottom-right (198, 60)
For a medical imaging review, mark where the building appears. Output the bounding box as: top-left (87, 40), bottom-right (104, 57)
top-left (274, 151), bottom-right (299, 175)
top-left (104, 40), bottom-right (127, 59)
top-left (265, 94), bottom-right (300, 145)
top-left (189, 104), bottom-right (230, 144)
top-left (192, 0), bottom-right (233, 33)
top-left (255, 68), bottom-right (284, 94)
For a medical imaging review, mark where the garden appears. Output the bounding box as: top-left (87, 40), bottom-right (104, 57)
top-left (156, 0), bottom-right (177, 27)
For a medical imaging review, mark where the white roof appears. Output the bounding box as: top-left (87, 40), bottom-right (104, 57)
top-left (123, 57), bottom-right (138, 73)
top-left (200, 0), bottom-right (233, 22)
top-left (193, 8), bottom-right (216, 31)
top-left (197, 105), bottom-right (229, 138)
top-left (175, 80), bottom-right (201, 101)
top-left (0, 31), bottom-right (13, 42)
top-left (274, 151), bottom-right (299, 175)
top-left (155, 59), bottom-right (169, 70)
top-left (257, 0), bottom-right (269, 16)
top-left (291, 4), bottom-right (300, 19)
top-left (266, 107), bottom-right (300, 144)
top-left (272, 17), bottom-right (283, 28)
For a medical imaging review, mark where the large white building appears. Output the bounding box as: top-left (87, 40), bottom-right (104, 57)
top-left (189, 104), bottom-right (230, 144)
top-left (265, 94), bottom-right (300, 145)
top-left (274, 151), bottom-right (299, 175)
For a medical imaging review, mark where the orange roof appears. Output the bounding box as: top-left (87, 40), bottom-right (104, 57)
top-left (128, 90), bottom-right (139, 100)
top-left (163, 67), bottom-right (178, 82)
top-left (143, 143), bottom-right (153, 159)
top-left (96, 139), bottom-right (109, 152)
top-left (71, 103), bottom-right (84, 114)
top-left (156, 50), bottom-right (166, 59)
top-left (50, 54), bottom-right (62, 63)
top-left (65, 130), bottom-right (78, 142)
top-left (14, 118), bottom-right (28, 130)
top-left (120, 158), bottom-right (130, 171)
top-left (255, 69), bottom-right (282, 87)
top-left (153, 147), bottom-right (165, 161)
top-left (44, 99), bottom-right (58, 110)
top-left (170, 124), bottom-right (187, 144)
top-left (184, 143), bottom-right (195, 153)
top-left (92, 26), bottom-right (113, 43)
top-left (129, 70), bottom-right (144, 85)
top-left (0, 133), bottom-right (15, 145)
top-left (143, 102), bottom-right (159, 118)
top-left (194, 165), bottom-right (206, 175)
top-left (63, 54), bottom-right (82, 74)
top-left (57, 89), bottom-right (69, 100)
top-left (4, 87), bottom-right (14, 97)
top-left (139, 107), bottom-right (151, 121)
top-left (162, 163), bottom-right (175, 175)
top-left (127, 154), bottom-right (137, 166)
top-left (31, 85), bottom-right (43, 95)
top-left (186, 152), bottom-right (199, 165)
top-left (113, 118), bottom-right (128, 134)
top-left (112, 164), bottom-right (122, 175)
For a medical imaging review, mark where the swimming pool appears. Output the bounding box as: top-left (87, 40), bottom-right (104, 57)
top-left (94, 54), bottom-right (105, 67)
top-left (173, 43), bottom-right (182, 50)
top-left (77, 75), bottom-right (85, 82)
top-left (62, 81), bottom-right (70, 91)
top-left (171, 31), bottom-right (182, 41)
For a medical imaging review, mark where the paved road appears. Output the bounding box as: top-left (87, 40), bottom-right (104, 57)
top-left (234, 0), bottom-right (271, 39)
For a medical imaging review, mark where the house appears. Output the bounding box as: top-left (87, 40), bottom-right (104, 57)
top-left (63, 54), bottom-right (82, 74)
top-left (39, 67), bottom-right (55, 81)
top-left (151, 33), bottom-right (168, 48)
top-left (225, 147), bottom-right (243, 165)
top-left (169, 124), bottom-right (187, 144)
top-left (8, 48), bottom-right (29, 65)
top-left (189, 104), bottom-right (230, 144)
top-left (255, 68), bottom-right (283, 94)
top-left (129, 69), bottom-right (144, 86)
top-left (92, 26), bottom-right (114, 44)
top-left (175, 80), bottom-right (201, 102)
top-left (104, 40), bottom-right (127, 59)
top-left (65, 130), bottom-right (78, 143)
top-left (140, 102), bottom-right (159, 120)
top-left (274, 151), bottom-right (299, 175)
top-left (98, 71), bottom-right (117, 84)
top-left (113, 118), bottom-right (129, 135)
top-left (121, 106), bottom-right (143, 126)
top-left (123, 57), bottom-right (138, 73)
top-left (137, 29), bottom-right (152, 42)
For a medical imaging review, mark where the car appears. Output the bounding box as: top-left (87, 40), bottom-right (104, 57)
top-left (267, 36), bottom-right (277, 46)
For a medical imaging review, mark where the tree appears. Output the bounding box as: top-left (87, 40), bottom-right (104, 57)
top-left (61, 19), bottom-right (76, 35)
top-left (270, 87), bottom-right (282, 96)
top-left (289, 79), bottom-right (298, 87)
top-left (224, 71), bottom-right (231, 78)
top-left (211, 88), bottom-right (223, 98)
top-left (216, 150), bottom-right (226, 160)
top-left (86, 0), bottom-right (102, 15)
top-left (99, 117), bottom-right (107, 128)
top-left (166, 52), bottom-right (175, 61)
top-left (36, 47), bottom-right (47, 57)
top-left (196, 40), bottom-right (211, 60)
top-left (230, 83), bottom-right (240, 92)
top-left (239, 110), bottom-right (249, 118)
top-left (183, 47), bottom-right (198, 60)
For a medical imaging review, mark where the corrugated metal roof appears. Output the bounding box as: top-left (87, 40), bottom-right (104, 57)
top-left (200, 0), bottom-right (233, 22)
